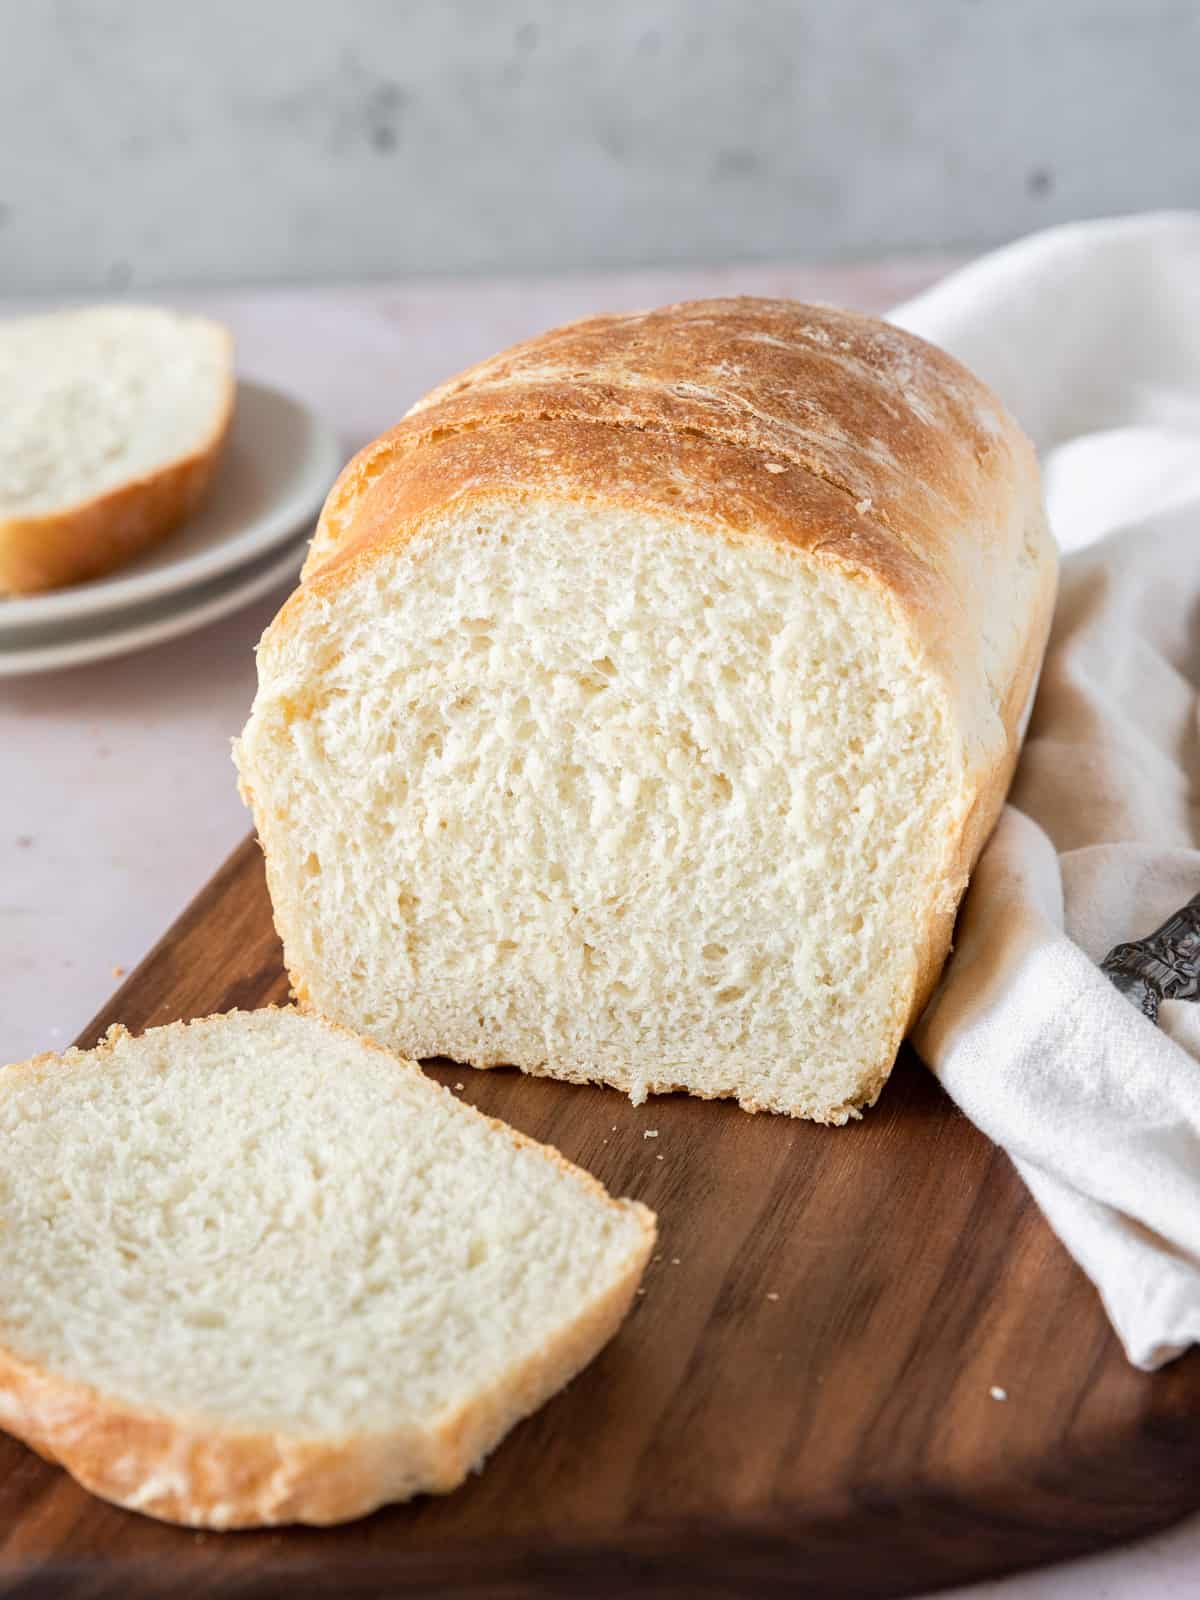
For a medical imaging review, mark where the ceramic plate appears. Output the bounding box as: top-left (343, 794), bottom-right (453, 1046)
top-left (0, 534), bottom-right (306, 677)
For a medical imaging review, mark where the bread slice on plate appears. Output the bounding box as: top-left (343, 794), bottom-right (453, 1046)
top-left (0, 305), bottom-right (234, 595)
top-left (236, 296), bottom-right (1058, 1124)
top-left (0, 1007), bottom-right (655, 1527)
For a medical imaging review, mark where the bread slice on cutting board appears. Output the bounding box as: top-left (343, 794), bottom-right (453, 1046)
top-left (0, 305), bottom-right (234, 595)
top-left (236, 296), bottom-right (1058, 1123)
top-left (0, 1007), bottom-right (655, 1528)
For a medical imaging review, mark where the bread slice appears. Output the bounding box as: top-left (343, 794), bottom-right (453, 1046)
top-left (235, 297), bottom-right (1058, 1124)
top-left (0, 1007), bottom-right (654, 1528)
top-left (0, 305), bottom-right (233, 594)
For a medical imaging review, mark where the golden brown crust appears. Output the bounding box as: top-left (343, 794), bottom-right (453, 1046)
top-left (263, 296), bottom-right (1057, 1111)
top-left (306, 297), bottom-right (1022, 582)
top-left (0, 351), bottom-right (235, 596)
top-left (0, 1009), bottom-right (655, 1527)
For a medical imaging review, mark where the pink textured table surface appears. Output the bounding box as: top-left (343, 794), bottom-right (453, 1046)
top-left (2, 258), bottom-right (1197, 1598)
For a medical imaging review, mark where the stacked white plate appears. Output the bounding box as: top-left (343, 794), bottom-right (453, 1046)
top-left (0, 382), bottom-right (343, 676)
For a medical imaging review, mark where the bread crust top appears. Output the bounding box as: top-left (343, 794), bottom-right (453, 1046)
top-left (285, 296), bottom-right (1054, 776)
top-left (306, 296), bottom-right (1029, 579)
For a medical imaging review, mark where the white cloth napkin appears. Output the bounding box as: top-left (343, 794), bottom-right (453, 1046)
top-left (889, 213), bottom-right (1200, 1369)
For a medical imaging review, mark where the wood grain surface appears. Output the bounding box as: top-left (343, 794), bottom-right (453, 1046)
top-left (2, 836), bottom-right (1199, 1598)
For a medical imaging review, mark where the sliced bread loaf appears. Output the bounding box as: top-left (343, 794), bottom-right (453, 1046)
top-left (235, 297), bottom-right (1057, 1123)
top-left (0, 305), bottom-right (233, 594)
top-left (0, 1007), bottom-right (654, 1527)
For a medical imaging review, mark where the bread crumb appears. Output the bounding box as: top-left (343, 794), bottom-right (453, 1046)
top-left (652, 1253), bottom-right (662, 1262)
top-left (989, 1385), bottom-right (1008, 1402)
top-left (454, 1082), bottom-right (464, 1091)
top-left (656, 1154), bottom-right (664, 1161)
top-left (670, 1257), bottom-right (681, 1265)
top-left (611, 1125), bottom-right (617, 1132)
top-left (111, 965), bottom-right (126, 978)
top-left (766, 1291), bottom-right (779, 1301)
top-left (856, 496), bottom-right (873, 513)
top-left (643, 1129), bottom-right (658, 1139)
top-left (764, 462), bottom-right (786, 474)
top-left (636, 1287), bottom-right (645, 1296)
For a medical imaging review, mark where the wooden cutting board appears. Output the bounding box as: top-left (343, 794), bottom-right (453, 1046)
top-left (3, 838), bottom-right (1200, 1599)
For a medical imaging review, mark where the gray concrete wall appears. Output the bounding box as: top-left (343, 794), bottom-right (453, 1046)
top-left (1, 0), bottom-right (1197, 294)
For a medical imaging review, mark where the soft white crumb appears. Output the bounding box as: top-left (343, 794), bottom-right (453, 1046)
top-left (670, 1257), bottom-right (681, 1265)
top-left (453, 1082), bottom-right (464, 1091)
top-left (766, 1292), bottom-right (780, 1301)
top-left (656, 1154), bottom-right (664, 1161)
top-left (764, 462), bottom-right (786, 474)
top-left (643, 1129), bottom-right (658, 1139)
top-left (989, 1385), bottom-right (1008, 1402)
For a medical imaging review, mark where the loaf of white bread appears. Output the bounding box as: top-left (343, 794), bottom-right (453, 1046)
top-left (0, 305), bottom-right (233, 594)
top-left (0, 1008), bottom-right (654, 1527)
top-left (237, 297), bottom-right (1058, 1123)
